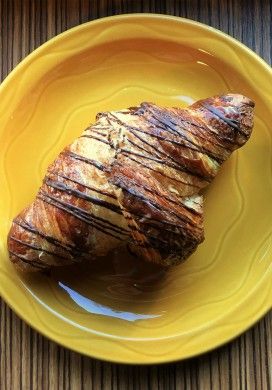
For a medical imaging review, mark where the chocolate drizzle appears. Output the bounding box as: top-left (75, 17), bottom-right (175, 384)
top-left (13, 219), bottom-right (84, 255)
top-left (48, 170), bottom-right (117, 199)
top-left (139, 104), bottom-right (217, 157)
top-left (66, 151), bottom-right (107, 172)
top-left (38, 191), bottom-right (125, 241)
top-left (119, 153), bottom-right (198, 188)
top-left (44, 178), bottom-right (129, 236)
top-left (9, 236), bottom-right (69, 260)
top-left (44, 179), bottom-right (122, 215)
top-left (9, 250), bottom-right (47, 270)
top-left (120, 147), bottom-right (210, 182)
top-left (110, 176), bottom-right (201, 238)
top-left (202, 103), bottom-right (241, 132)
top-left (109, 112), bottom-right (215, 180)
top-left (80, 134), bottom-right (112, 147)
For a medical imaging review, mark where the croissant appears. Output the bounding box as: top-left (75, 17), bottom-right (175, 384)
top-left (7, 94), bottom-right (254, 272)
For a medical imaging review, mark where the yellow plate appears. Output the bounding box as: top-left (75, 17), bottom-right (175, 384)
top-left (0, 14), bottom-right (271, 364)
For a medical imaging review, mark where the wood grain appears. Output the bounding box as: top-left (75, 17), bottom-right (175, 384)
top-left (0, 0), bottom-right (271, 389)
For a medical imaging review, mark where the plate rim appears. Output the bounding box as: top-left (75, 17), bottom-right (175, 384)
top-left (0, 13), bottom-right (271, 364)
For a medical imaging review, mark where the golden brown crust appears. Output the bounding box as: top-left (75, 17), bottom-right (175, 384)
top-left (7, 94), bottom-right (254, 271)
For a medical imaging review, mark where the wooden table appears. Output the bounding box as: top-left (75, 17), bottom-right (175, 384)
top-left (0, 1), bottom-right (271, 389)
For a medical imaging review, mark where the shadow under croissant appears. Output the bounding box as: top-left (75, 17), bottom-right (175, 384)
top-left (20, 247), bottom-right (170, 322)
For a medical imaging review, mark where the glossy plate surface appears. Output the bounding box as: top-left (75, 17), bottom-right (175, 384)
top-left (0, 14), bottom-right (271, 364)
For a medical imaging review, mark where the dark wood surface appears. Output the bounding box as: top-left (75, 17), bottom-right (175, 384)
top-left (0, 1), bottom-right (271, 389)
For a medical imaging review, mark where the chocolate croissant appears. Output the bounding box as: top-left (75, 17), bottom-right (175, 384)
top-left (7, 94), bottom-right (254, 272)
